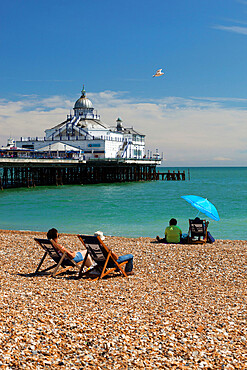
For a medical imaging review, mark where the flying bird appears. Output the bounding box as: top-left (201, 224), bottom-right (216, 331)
top-left (153, 69), bottom-right (164, 77)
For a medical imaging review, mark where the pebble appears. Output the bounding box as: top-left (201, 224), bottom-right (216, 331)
top-left (0, 230), bottom-right (246, 368)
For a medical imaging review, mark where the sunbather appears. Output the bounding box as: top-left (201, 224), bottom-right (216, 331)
top-left (47, 228), bottom-right (93, 267)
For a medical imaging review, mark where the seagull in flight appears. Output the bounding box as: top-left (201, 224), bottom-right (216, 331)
top-left (153, 69), bottom-right (164, 77)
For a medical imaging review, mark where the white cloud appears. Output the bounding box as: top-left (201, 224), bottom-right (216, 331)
top-left (236, 0), bottom-right (247, 5)
top-left (214, 25), bottom-right (247, 35)
top-left (213, 157), bottom-right (232, 161)
top-left (191, 96), bottom-right (247, 104)
top-left (0, 97), bottom-right (70, 141)
top-left (0, 92), bottom-right (246, 166)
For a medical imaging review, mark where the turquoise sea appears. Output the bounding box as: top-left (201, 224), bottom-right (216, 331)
top-left (0, 167), bottom-right (246, 240)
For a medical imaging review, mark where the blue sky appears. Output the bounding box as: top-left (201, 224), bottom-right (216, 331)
top-left (0, 0), bottom-right (246, 166)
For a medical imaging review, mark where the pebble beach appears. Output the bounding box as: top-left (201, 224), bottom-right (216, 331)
top-left (0, 229), bottom-right (246, 369)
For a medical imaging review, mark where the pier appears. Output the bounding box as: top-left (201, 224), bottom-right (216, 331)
top-left (0, 158), bottom-right (186, 189)
top-left (0, 86), bottom-right (187, 189)
top-left (156, 170), bottom-right (186, 181)
top-left (0, 158), bottom-right (157, 189)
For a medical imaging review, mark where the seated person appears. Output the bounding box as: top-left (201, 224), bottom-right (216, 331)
top-left (190, 217), bottom-right (209, 227)
top-left (189, 217), bottom-right (213, 242)
top-left (47, 228), bottom-right (93, 267)
top-left (156, 218), bottom-right (182, 244)
top-left (94, 231), bottom-right (134, 276)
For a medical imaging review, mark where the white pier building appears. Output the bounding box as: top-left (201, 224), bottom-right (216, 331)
top-left (15, 86), bottom-right (146, 160)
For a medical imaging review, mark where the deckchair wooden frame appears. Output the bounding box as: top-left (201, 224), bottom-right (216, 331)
top-left (34, 238), bottom-right (83, 277)
top-left (77, 235), bottom-right (128, 280)
top-left (188, 219), bottom-right (208, 245)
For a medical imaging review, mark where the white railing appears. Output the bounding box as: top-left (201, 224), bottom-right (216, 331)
top-left (20, 137), bottom-right (45, 142)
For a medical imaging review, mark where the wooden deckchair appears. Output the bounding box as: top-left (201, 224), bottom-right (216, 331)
top-left (188, 219), bottom-right (208, 245)
top-left (77, 235), bottom-right (128, 280)
top-left (34, 238), bottom-right (83, 277)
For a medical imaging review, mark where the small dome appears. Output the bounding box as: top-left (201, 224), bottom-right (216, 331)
top-left (74, 86), bottom-right (93, 109)
top-left (74, 97), bottom-right (93, 109)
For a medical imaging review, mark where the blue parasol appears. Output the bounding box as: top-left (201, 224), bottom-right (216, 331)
top-left (181, 195), bottom-right (220, 221)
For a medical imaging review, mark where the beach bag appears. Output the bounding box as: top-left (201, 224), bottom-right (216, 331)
top-left (207, 231), bottom-right (215, 243)
top-left (181, 233), bottom-right (189, 244)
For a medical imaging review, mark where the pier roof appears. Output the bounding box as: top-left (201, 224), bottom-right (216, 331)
top-left (37, 142), bottom-right (80, 152)
top-left (123, 127), bottom-right (144, 136)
